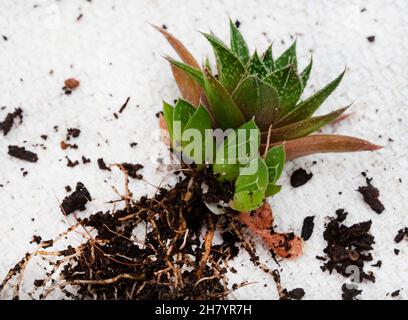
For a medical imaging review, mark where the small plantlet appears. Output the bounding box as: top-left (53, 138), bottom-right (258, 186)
top-left (157, 20), bottom-right (380, 215)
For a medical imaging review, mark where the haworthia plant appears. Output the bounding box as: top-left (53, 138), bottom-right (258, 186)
top-left (157, 20), bottom-right (380, 213)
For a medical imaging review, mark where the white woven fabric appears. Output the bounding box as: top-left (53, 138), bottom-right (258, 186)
top-left (1, 0), bottom-right (407, 300)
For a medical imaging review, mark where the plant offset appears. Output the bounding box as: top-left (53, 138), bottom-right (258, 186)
top-left (158, 20), bottom-right (380, 213)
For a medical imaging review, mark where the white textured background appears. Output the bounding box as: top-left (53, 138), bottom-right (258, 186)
top-left (1, 0), bottom-right (408, 300)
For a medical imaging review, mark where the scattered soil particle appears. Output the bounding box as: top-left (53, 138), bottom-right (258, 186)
top-left (394, 248), bottom-right (400, 255)
top-left (391, 290), bottom-right (400, 297)
top-left (8, 145), bottom-right (38, 162)
top-left (118, 97), bottom-right (130, 114)
top-left (40, 135), bottom-right (48, 140)
top-left (235, 20), bottom-right (241, 28)
top-left (394, 227), bottom-right (408, 243)
top-left (341, 284), bottom-right (362, 300)
top-left (301, 216), bottom-right (315, 241)
top-left (63, 78), bottom-right (80, 90)
top-left (121, 163), bottom-right (143, 179)
top-left (371, 260), bottom-right (382, 268)
top-left (66, 156), bottom-right (79, 168)
top-left (335, 208), bottom-right (348, 223)
top-left (97, 158), bottom-right (110, 171)
top-left (0, 107), bottom-right (23, 135)
top-left (33, 279), bottom-right (44, 287)
top-left (81, 156), bottom-right (91, 164)
top-left (2, 35), bottom-right (8, 41)
top-left (367, 35), bottom-right (375, 43)
top-left (290, 168), bottom-right (313, 187)
top-left (60, 141), bottom-right (78, 150)
top-left (357, 177), bottom-right (384, 214)
top-left (30, 235), bottom-right (42, 244)
top-left (282, 288), bottom-right (305, 300)
top-left (130, 142), bottom-right (138, 148)
top-left (65, 185), bottom-right (72, 192)
top-left (66, 128), bottom-right (81, 139)
top-left (320, 211), bottom-right (375, 282)
top-left (60, 182), bottom-right (91, 215)
top-left (76, 13), bottom-right (83, 21)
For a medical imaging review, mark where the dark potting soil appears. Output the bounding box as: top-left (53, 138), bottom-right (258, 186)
top-left (391, 290), bottom-right (400, 297)
top-left (301, 216), bottom-right (315, 241)
top-left (0, 107), bottom-right (23, 135)
top-left (281, 288), bottom-right (305, 300)
top-left (290, 168), bottom-right (313, 188)
top-left (8, 145), bottom-right (38, 162)
top-left (357, 175), bottom-right (385, 214)
top-left (60, 182), bottom-right (91, 215)
top-left (3, 168), bottom-right (287, 300)
top-left (121, 163), bottom-right (143, 179)
top-left (66, 156), bottom-right (79, 167)
top-left (341, 283), bottom-right (362, 300)
top-left (320, 210), bottom-right (375, 283)
top-left (66, 128), bottom-right (81, 140)
top-left (97, 158), bottom-right (111, 171)
top-left (394, 227), bottom-right (408, 243)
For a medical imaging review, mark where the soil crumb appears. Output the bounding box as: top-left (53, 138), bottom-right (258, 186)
top-left (301, 216), bottom-right (315, 241)
top-left (341, 284), bottom-right (362, 300)
top-left (0, 107), bottom-right (23, 135)
top-left (357, 176), bottom-right (385, 214)
top-left (60, 182), bottom-right (91, 215)
top-left (282, 288), bottom-right (305, 300)
top-left (320, 210), bottom-right (375, 282)
top-left (8, 145), bottom-right (38, 162)
top-left (97, 158), bottom-right (111, 171)
top-left (121, 163), bottom-right (143, 179)
top-left (394, 227), bottom-right (408, 243)
top-left (290, 168), bottom-right (313, 187)
top-left (63, 78), bottom-right (80, 90)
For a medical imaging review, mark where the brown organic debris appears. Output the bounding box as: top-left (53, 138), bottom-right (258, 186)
top-left (239, 202), bottom-right (302, 258)
top-left (357, 175), bottom-right (385, 214)
top-left (0, 107), bottom-right (23, 136)
top-left (320, 210), bottom-right (375, 282)
top-left (63, 78), bottom-right (80, 90)
top-left (8, 145), bottom-right (38, 163)
top-left (60, 182), bottom-right (91, 215)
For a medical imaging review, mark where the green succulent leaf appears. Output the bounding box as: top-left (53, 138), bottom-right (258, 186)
top-left (265, 106), bottom-right (349, 142)
top-left (167, 58), bottom-right (205, 87)
top-left (263, 64), bottom-right (302, 113)
top-left (213, 119), bottom-right (260, 182)
top-left (182, 105), bottom-right (213, 164)
top-left (202, 32), bottom-right (246, 93)
top-left (264, 145), bottom-right (285, 196)
top-left (246, 51), bottom-right (269, 79)
top-left (274, 40), bottom-right (297, 71)
top-left (162, 101), bottom-right (175, 141)
top-left (173, 99), bottom-right (196, 144)
top-left (262, 45), bottom-right (274, 72)
top-left (203, 68), bottom-right (245, 130)
top-left (229, 19), bottom-right (250, 64)
top-left (232, 76), bottom-right (281, 130)
top-left (276, 70), bottom-right (345, 126)
top-left (230, 156), bottom-right (269, 212)
top-left (300, 57), bottom-right (313, 90)
top-left (265, 184), bottom-right (281, 197)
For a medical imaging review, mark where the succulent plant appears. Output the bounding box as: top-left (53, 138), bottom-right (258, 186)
top-left (156, 21), bottom-right (380, 213)
top-left (155, 21), bottom-right (380, 160)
